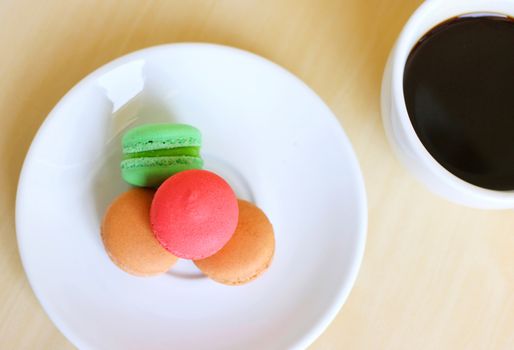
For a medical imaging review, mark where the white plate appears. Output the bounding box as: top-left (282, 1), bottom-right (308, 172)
top-left (16, 44), bottom-right (367, 350)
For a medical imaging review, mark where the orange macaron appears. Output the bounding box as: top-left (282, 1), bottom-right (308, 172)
top-left (194, 199), bottom-right (275, 285)
top-left (101, 188), bottom-right (178, 276)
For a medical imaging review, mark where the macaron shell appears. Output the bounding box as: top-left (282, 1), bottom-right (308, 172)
top-left (194, 200), bottom-right (275, 286)
top-left (101, 188), bottom-right (178, 276)
top-left (150, 169), bottom-right (239, 259)
top-left (122, 123), bottom-right (201, 154)
top-left (121, 156), bottom-right (203, 187)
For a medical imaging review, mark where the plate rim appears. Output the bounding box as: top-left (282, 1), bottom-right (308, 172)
top-left (15, 42), bottom-right (367, 350)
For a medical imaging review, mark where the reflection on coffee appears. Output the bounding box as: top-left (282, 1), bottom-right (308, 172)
top-left (404, 16), bottom-right (514, 191)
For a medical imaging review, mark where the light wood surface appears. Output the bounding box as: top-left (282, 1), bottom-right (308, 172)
top-left (2, 0), bottom-right (514, 349)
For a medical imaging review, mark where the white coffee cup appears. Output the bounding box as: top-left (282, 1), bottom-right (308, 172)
top-left (381, 0), bottom-right (514, 209)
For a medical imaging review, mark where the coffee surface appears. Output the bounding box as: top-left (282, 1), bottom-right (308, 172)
top-left (404, 16), bottom-right (514, 190)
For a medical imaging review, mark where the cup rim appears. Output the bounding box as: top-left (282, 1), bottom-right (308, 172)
top-left (390, 0), bottom-right (514, 204)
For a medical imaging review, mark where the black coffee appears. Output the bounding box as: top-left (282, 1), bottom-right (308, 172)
top-left (403, 15), bottom-right (514, 190)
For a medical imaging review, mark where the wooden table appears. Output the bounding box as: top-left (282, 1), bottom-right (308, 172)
top-left (2, 0), bottom-right (514, 349)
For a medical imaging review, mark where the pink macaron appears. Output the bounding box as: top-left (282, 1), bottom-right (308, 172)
top-left (150, 169), bottom-right (239, 259)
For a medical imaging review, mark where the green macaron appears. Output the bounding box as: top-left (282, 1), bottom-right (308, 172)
top-left (120, 123), bottom-right (203, 187)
